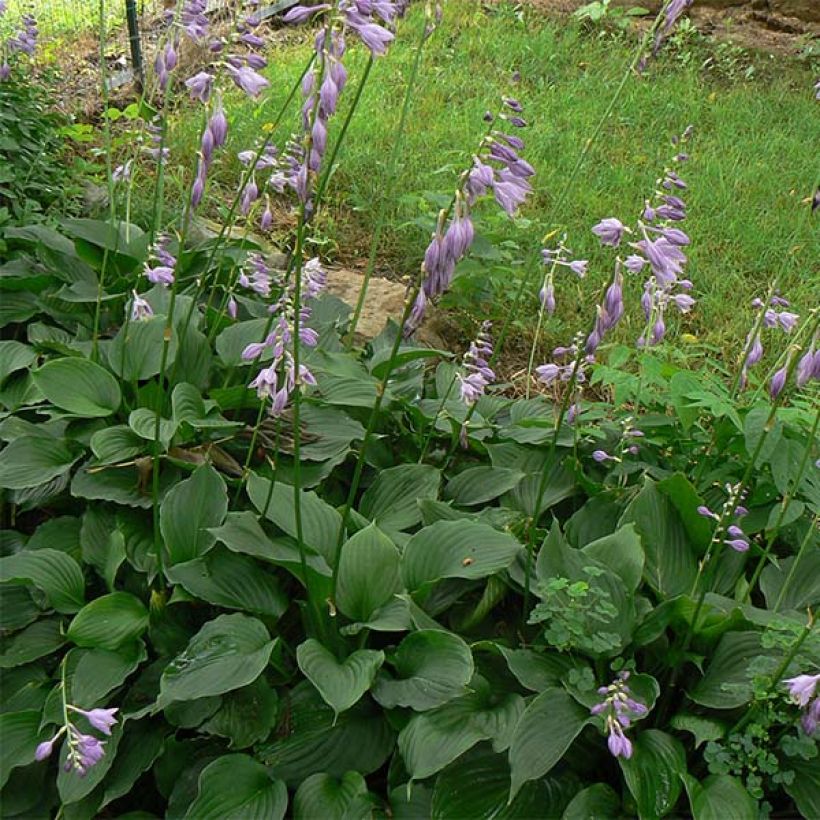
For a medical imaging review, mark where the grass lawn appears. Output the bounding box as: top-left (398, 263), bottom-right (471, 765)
top-left (155, 1), bottom-right (818, 358)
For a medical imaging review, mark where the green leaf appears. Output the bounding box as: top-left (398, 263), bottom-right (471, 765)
top-left (260, 682), bottom-right (394, 785)
top-left (200, 678), bottom-right (279, 749)
top-left (32, 357), bottom-right (121, 417)
top-left (294, 771), bottom-right (372, 820)
top-left (669, 714), bottom-right (726, 748)
top-left (658, 474), bottom-right (713, 553)
top-left (401, 520), bottom-right (522, 591)
top-left (562, 783), bottom-right (622, 819)
top-left (0, 435), bottom-right (79, 490)
top-left (165, 546), bottom-right (288, 619)
top-left (508, 687), bottom-right (591, 800)
top-left (160, 464), bottom-right (228, 566)
top-left (297, 639), bottom-right (384, 718)
top-left (359, 464), bottom-right (441, 532)
top-left (216, 319), bottom-right (273, 366)
top-left (0, 711), bottom-right (50, 788)
top-left (432, 744), bottom-right (577, 820)
top-left (619, 477), bottom-right (697, 597)
top-left (369, 345), bottom-right (448, 378)
top-left (372, 630), bottom-right (474, 711)
top-left (760, 548), bottom-right (820, 611)
top-left (0, 548), bottom-right (85, 613)
top-left (0, 616), bottom-right (64, 668)
top-left (444, 466), bottom-right (524, 506)
top-left (399, 683), bottom-right (525, 780)
top-left (89, 425), bottom-right (145, 463)
top-left (159, 613), bottom-right (275, 706)
top-left (247, 473), bottom-right (342, 566)
top-left (108, 315), bottom-right (177, 380)
top-left (683, 773), bottom-right (758, 820)
top-left (490, 645), bottom-right (576, 693)
top-left (619, 730), bottom-right (686, 819)
top-left (336, 524), bottom-right (401, 622)
top-left (67, 592), bottom-right (149, 650)
top-left (690, 631), bottom-right (770, 709)
top-left (65, 643), bottom-right (147, 709)
top-left (185, 754), bottom-right (288, 820)
top-left (128, 407), bottom-right (178, 449)
top-left (99, 719), bottom-right (168, 810)
top-left (0, 341), bottom-right (36, 385)
top-left (582, 523), bottom-right (645, 592)
top-left (784, 756), bottom-right (820, 819)
top-left (743, 404), bottom-right (782, 466)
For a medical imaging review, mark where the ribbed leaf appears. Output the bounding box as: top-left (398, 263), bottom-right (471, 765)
top-left (401, 520), bottom-right (522, 591)
top-left (372, 630), bottom-right (473, 711)
top-left (444, 466), bottom-right (524, 506)
top-left (0, 548), bottom-right (84, 613)
top-left (67, 592), bottom-right (149, 650)
top-left (683, 773), bottom-right (758, 820)
top-left (359, 464), bottom-right (441, 531)
top-left (619, 730), bottom-right (687, 819)
top-left (508, 687), bottom-right (591, 800)
top-left (0, 436), bottom-right (79, 490)
top-left (297, 639), bottom-right (384, 718)
top-left (32, 357), bottom-right (121, 417)
top-left (185, 754), bottom-right (287, 820)
top-left (159, 614), bottom-right (275, 706)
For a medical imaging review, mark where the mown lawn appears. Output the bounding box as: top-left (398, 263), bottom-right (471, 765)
top-left (158, 0), bottom-right (818, 357)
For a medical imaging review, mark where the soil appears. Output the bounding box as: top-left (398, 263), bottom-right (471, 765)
top-left (515, 0), bottom-right (819, 55)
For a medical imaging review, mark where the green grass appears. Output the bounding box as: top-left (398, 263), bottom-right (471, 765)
top-left (1, 0), bottom-right (125, 39)
top-left (159, 1), bottom-right (818, 357)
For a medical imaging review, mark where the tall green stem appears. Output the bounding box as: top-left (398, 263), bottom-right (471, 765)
top-left (774, 518), bottom-right (819, 613)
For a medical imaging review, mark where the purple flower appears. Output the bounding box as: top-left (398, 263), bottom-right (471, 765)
top-left (784, 674), bottom-right (820, 707)
top-left (69, 707), bottom-right (118, 736)
top-left (227, 65), bottom-right (270, 98)
top-left (283, 3), bottom-right (331, 23)
top-left (35, 738), bottom-right (56, 761)
top-left (591, 217), bottom-right (626, 247)
top-left (802, 698), bottom-right (820, 735)
top-left (185, 71), bottom-right (214, 103)
top-left (539, 279), bottom-right (556, 314)
top-left (592, 672), bottom-right (647, 759)
top-left (607, 724), bottom-right (633, 759)
top-left (727, 524), bottom-right (745, 538)
top-left (726, 538), bottom-right (749, 553)
top-left (697, 505), bottom-right (718, 520)
top-left (536, 363), bottom-right (560, 384)
top-left (592, 450), bottom-right (614, 463)
top-left (458, 322), bottom-right (495, 406)
top-left (208, 97), bottom-right (229, 147)
top-left (129, 291), bottom-right (153, 321)
top-left (769, 366), bottom-right (787, 399)
top-left (624, 254), bottom-right (646, 275)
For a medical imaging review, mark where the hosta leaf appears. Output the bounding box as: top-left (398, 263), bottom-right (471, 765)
top-left (108, 315), bottom-right (177, 380)
top-left (200, 678), bottom-right (279, 749)
top-left (619, 477), bottom-right (697, 597)
top-left (0, 548), bottom-right (85, 613)
top-left (90, 425), bottom-right (145, 463)
top-left (359, 464), bottom-right (441, 531)
top-left (432, 743), bottom-right (578, 820)
top-left (401, 520), bottom-right (522, 591)
top-left (563, 783), bottom-right (622, 819)
top-left (444, 466), bottom-right (525, 506)
top-left (260, 682), bottom-right (394, 785)
top-left (508, 687), bottom-right (591, 800)
top-left (67, 592), bottom-right (149, 650)
top-left (64, 642), bottom-right (147, 709)
top-left (0, 710), bottom-right (51, 788)
top-left (619, 730), bottom-right (686, 819)
top-left (760, 548), bottom-right (820, 612)
top-left (488, 645), bottom-right (576, 693)
top-left (247, 472), bottom-right (342, 565)
top-left (99, 719), bottom-right (168, 810)
top-left (165, 546), bottom-right (288, 619)
top-left (32, 357), bottom-right (121, 417)
top-left (185, 754), bottom-right (287, 820)
top-left (0, 435), bottom-right (79, 490)
top-left (297, 639), bottom-right (384, 718)
top-left (372, 630), bottom-right (474, 711)
top-left (582, 523), bottom-right (645, 592)
top-left (400, 684), bottom-right (525, 780)
top-left (336, 524), bottom-right (401, 622)
top-left (160, 464), bottom-right (228, 567)
top-left (690, 631), bottom-right (772, 709)
top-left (0, 616), bottom-right (65, 668)
top-left (294, 772), bottom-right (372, 820)
top-left (683, 773), bottom-right (758, 820)
top-left (159, 614), bottom-right (275, 706)
top-left (129, 407), bottom-right (178, 449)
top-left (0, 341), bottom-right (36, 384)
top-left (215, 319), bottom-right (272, 366)
top-left (785, 756), bottom-right (820, 819)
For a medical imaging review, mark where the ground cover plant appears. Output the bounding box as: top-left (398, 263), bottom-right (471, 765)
top-left (0, 1), bottom-right (818, 818)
